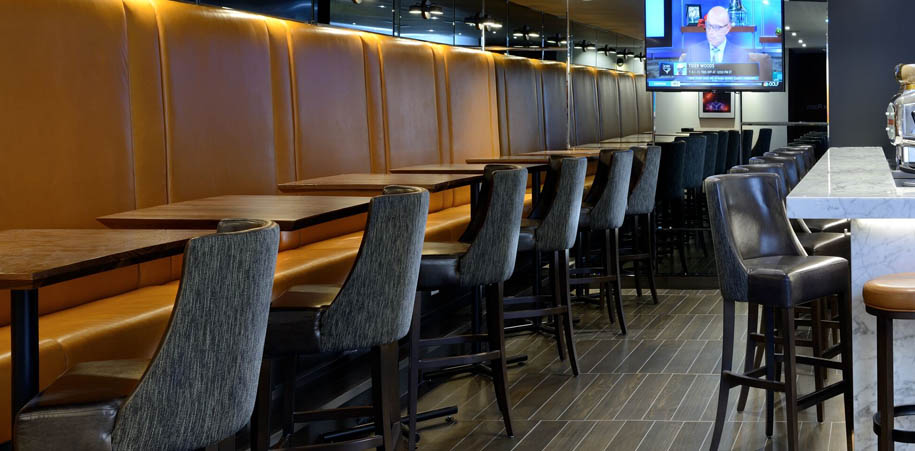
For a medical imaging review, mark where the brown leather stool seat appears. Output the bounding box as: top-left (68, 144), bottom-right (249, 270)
top-left (864, 273), bottom-right (915, 312)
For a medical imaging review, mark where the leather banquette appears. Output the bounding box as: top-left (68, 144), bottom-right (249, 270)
top-left (0, 0), bottom-right (648, 442)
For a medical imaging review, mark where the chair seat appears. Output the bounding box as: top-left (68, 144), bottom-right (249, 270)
top-left (15, 359), bottom-right (148, 451)
top-left (746, 255), bottom-right (848, 307)
top-left (577, 204), bottom-right (594, 230)
top-left (804, 218), bottom-right (850, 233)
top-left (517, 218), bottom-right (541, 252)
top-left (265, 284), bottom-right (344, 356)
top-left (797, 232), bottom-right (850, 260)
top-left (863, 273), bottom-right (915, 312)
top-left (417, 242), bottom-right (471, 291)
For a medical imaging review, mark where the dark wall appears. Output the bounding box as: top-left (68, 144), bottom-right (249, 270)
top-left (829, 0), bottom-right (915, 161)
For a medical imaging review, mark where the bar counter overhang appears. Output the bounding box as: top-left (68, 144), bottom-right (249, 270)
top-left (787, 146), bottom-right (915, 450)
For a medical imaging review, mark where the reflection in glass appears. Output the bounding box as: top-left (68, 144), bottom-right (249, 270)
top-left (400, 1), bottom-right (454, 44)
top-left (201, 0), bottom-right (315, 22)
top-left (329, 0), bottom-right (395, 35)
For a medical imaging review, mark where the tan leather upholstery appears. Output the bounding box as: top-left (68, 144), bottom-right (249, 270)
top-left (540, 61), bottom-right (571, 149)
top-left (618, 72), bottom-right (639, 137)
top-left (863, 273), bottom-right (915, 312)
top-left (442, 47), bottom-right (501, 163)
top-left (635, 74), bottom-right (653, 133)
top-left (493, 55), bottom-right (545, 155)
top-left (597, 71), bottom-right (622, 141)
top-left (571, 66), bottom-right (600, 145)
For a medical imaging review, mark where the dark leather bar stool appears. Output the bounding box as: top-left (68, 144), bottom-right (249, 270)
top-left (863, 274), bottom-right (915, 451)
top-left (15, 219), bottom-right (280, 451)
top-left (409, 165), bottom-right (527, 449)
top-left (715, 131), bottom-right (729, 175)
top-left (258, 187), bottom-right (428, 450)
top-left (570, 149), bottom-right (633, 333)
top-left (741, 129), bottom-right (754, 164)
top-left (655, 140), bottom-right (688, 274)
top-left (764, 151), bottom-right (808, 177)
top-left (749, 155), bottom-right (800, 189)
top-left (506, 157), bottom-right (587, 374)
top-left (774, 146), bottom-right (815, 169)
top-left (705, 173), bottom-right (854, 451)
top-left (726, 130), bottom-right (741, 170)
top-left (621, 146), bottom-right (662, 305)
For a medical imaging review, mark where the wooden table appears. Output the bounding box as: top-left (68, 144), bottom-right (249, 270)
top-left (98, 195), bottom-right (370, 231)
top-left (519, 150), bottom-right (601, 157)
top-left (0, 228), bottom-right (206, 425)
top-left (389, 163), bottom-right (548, 207)
top-left (603, 135), bottom-right (679, 144)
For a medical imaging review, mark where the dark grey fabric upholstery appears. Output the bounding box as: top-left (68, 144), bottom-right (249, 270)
top-left (694, 132), bottom-right (718, 179)
top-left (16, 219), bottom-right (281, 451)
top-left (741, 129), bottom-right (754, 165)
top-left (318, 186), bottom-right (429, 352)
top-left (677, 136), bottom-right (706, 190)
top-left (750, 128), bottom-right (772, 159)
top-left (583, 149), bottom-right (633, 230)
top-left (656, 141), bottom-right (687, 202)
top-left (705, 173), bottom-right (848, 307)
top-left (532, 157), bottom-right (587, 251)
top-left (715, 131), bottom-right (729, 175)
top-left (626, 146), bottom-right (661, 215)
top-left (726, 130), bottom-right (741, 170)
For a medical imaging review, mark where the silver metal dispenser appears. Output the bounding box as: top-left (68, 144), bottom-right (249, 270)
top-left (889, 64), bottom-right (915, 171)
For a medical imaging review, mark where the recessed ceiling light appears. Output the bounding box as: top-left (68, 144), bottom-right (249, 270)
top-left (791, 32), bottom-right (797, 36)
top-left (785, 25), bottom-right (791, 30)
top-left (802, 43), bottom-right (807, 47)
top-left (798, 39), bottom-right (804, 43)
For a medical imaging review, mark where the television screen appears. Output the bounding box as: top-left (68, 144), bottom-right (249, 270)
top-left (644, 0), bottom-right (785, 92)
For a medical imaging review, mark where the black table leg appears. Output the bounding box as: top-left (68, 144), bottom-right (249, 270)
top-left (11, 288), bottom-right (38, 427)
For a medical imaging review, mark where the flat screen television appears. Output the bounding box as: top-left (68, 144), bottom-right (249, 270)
top-left (644, 0), bottom-right (785, 92)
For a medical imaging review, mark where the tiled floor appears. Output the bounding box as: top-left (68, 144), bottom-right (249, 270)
top-left (412, 289), bottom-right (850, 451)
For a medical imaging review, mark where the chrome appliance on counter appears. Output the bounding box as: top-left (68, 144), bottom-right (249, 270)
top-left (888, 64), bottom-right (915, 172)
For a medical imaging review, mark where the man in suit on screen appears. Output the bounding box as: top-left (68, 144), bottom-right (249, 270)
top-left (682, 6), bottom-right (751, 64)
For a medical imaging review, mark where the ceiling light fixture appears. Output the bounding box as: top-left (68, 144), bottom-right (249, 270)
top-left (409, 0), bottom-right (443, 20)
top-left (512, 25), bottom-right (540, 40)
top-left (465, 12), bottom-right (501, 30)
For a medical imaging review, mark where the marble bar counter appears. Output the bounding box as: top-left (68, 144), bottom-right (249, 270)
top-left (787, 146), bottom-right (915, 450)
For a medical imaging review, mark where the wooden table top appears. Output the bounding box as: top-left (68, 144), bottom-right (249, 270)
top-left (0, 229), bottom-right (206, 290)
top-left (389, 163), bottom-right (546, 174)
top-left (520, 150), bottom-right (602, 157)
top-left (278, 173), bottom-right (481, 193)
top-left (466, 153), bottom-right (598, 164)
top-left (98, 195), bottom-right (370, 231)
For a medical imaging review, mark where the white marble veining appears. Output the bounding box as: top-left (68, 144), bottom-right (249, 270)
top-left (787, 146), bottom-right (915, 219)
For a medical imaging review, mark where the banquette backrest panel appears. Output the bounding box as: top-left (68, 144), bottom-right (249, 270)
top-left (288, 25), bottom-right (380, 178)
top-left (571, 66), bottom-right (600, 146)
top-left (154, 1), bottom-right (294, 202)
top-left (0, 0), bottom-right (140, 229)
top-left (493, 55), bottom-right (545, 155)
top-left (635, 74), bottom-right (653, 133)
top-left (441, 47), bottom-right (501, 163)
top-left (597, 71), bottom-right (622, 141)
top-left (618, 72), bottom-right (639, 137)
top-left (540, 62), bottom-right (570, 149)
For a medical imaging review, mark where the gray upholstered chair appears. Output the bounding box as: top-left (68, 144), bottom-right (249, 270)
top-left (726, 130), bottom-right (741, 170)
top-left (622, 146), bottom-right (662, 305)
top-left (705, 173), bottom-right (853, 451)
top-left (15, 219), bottom-right (280, 451)
top-left (259, 186), bottom-right (429, 451)
top-left (409, 165), bottom-right (527, 448)
top-left (571, 149), bottom-right (633, 333)
top-left (749, 155), bottom-right (800, 190)
top-left (715, 131), bottom-right (729, 175)
top-left (741, 129), bottom-right (754, 165)
top-left (658, 140), bottom-right (689, 273)
top-left (750, 127), bottom-right (772, 159)
top-left (508, 157), bottom-right (587, 374)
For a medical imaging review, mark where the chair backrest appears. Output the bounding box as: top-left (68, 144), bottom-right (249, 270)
top-left (586, 149), bottom-right (634, 230)
top-left (728, 163), bottom-right (789, 200)
top-left (111, 219), bottom-right (280, 450)
top-left (627, 146), bottom-right (661, 215)
top-left (318, 186), bottom-right (429, 352)
top-left (726, 130), bottom-right (741, 170)
top-left (715, 131), bottom-right (729, 174)
top-left (741, 129), bottom-right (754, 164)
top-left (766, 151), bottom-right (807, 176)
top-left (536, 157), bottom-right (587, 251)
top-left (694, 132), bottom-right (718, 179)
top-left (705, 174), bottom-right (804, 302)
top-left (750, 155), bottom-right (799, 190)
top-left (677, 136), bottom-right (707, 189)
top-left (778, 146), bottom-right (815, 169)
top-left (751, 128), bottom-right (772, 158)
top-left (458, 165), bottom-right (528, 286)
top-left (656, 141), bottom-right (687, 202)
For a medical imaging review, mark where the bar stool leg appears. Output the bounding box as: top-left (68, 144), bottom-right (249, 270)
top-left (550, 251), bottom-right (567, 361)
top-left (608, 229), bottom-right (627, 335)
top-left (877, 315), bottom-right (894, 451)
top-left (710, 299), bottom-right (735, 450)
top-left (838, 289), bottom-right (855, 450)
top-left (632, 218), bottom-right (643, 298)
top-left (646, 212), bottom-right (660, 305)
top-left (407, 293), bottom-right (423, 451)
top-left (811, 299), bottom-right (825, 423)
top-left (251, 359), bottom-right (272, 451)
top-left (737, 302), bottom-right (759, 412)
top-left (557, 249), bottom-right (579, 376)
top-left (372, 342), bottom-right (401, 451)
top-left (486, 282), bottom-right (514, 437)
top-left (765, 306), bottom-right (776, 438)
top-left (781, 307), bottom-right (800, 451)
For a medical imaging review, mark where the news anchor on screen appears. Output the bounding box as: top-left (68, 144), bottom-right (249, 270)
top-left (682, 6), bottom-right (750, 64)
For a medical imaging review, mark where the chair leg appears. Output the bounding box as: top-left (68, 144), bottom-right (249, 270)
top-left (877, 314), bottom-right (893, 451)
top-left (486, 282), bottom-right (514, 437)
top-left (251, 358), bottom-right (272, 451)
top-left (632, 218), bottom-right (643, 298)
top-left (551, 250), bottom-right (567, 361)
top-left (781, 307), bottom-right (800, 451)
top-left (558, 249), bottom-right (579, 376)
top-left (575, 232), bottom-right (585, 300)
top-left (737, 302), bottom-right (759, 412)
top-left (646, 212), bottom-right (659, 305)
top-left (372, 342), bottom-right (402, 451)
top-left (408, 292), bottom-right (423, 451)
top-left (837, 289), bottom-right (855, 451)
top-left (601, 232), bottom-right (614, 324)
top-left (709, 299), bottom-right (735, 450)
top-left (608, 229), bottom-right (627, 335)
top-left (811, 299), bottom-right (825, 423)
top-left (281, 356), bottom-right (296, 443)
top-left (764, 306), bottom-right (775, 438)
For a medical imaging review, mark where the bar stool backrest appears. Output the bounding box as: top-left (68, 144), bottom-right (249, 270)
top-left (751, 128), bottom-right (773, 159)
top-left (741, 129), bottom-right (754, 164)
top-left (697, 132), bottom-right (719, 178)
top-left (749, 155), bottom-right (799, 190)
top-left (111, 219), bottom-right (280, 450)
top-left (626, 146), bottom-right (661, 215)
top-left (656, 141), bottom-right (687, 202)
top-left (705, 174), bottom-right (805, 302)
top-left (728, 163), bottom-right (790, 200)
top-left (586, 149), bottom-right (633, 230)
top-left (458, 165), bottom-right (528, 286)
top-left (536, 157), bottom-right (587, 251)
top-left (677, 136), bottom-right (706, 190)
top-left (765, 151), bottom-right (807, 176)
top-left (319, 186), bottom-right (429, 352)
top-left (726, 130), bottom-right (741, 170)
top-left (715, 131), bottom-right (729, 175)
top-left (779, 145), bottom-right (815, 168)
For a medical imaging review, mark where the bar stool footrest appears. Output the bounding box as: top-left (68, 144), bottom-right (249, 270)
top-left (873, 404), bottom-right (915, 443)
